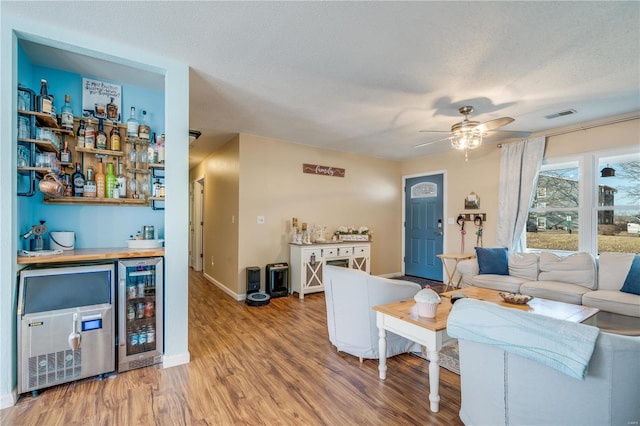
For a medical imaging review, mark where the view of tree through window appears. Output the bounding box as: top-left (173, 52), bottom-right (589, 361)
top-left (527, 151), bottom-right (639, 255)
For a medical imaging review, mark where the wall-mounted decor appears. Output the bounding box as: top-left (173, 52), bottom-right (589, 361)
top-left (303, 163), bottom-right (345, 178)
top-left (465, 192), bottom-right (480, 209)
top-left (82, 77), bottom-right (122, 122)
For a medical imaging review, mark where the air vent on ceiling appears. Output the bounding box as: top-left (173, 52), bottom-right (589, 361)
top-left (545, 109), bottom-right (577, 119)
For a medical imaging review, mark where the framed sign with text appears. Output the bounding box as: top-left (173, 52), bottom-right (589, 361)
top-left (82, 78), bottom-right (122, 122)
top-left (303, 163), bottom-right (345, 178)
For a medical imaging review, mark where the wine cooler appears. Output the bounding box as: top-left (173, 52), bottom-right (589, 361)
top-left (117, 257), bottom-right (163, 372)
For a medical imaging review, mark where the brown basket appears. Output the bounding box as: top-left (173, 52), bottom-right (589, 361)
top-left (38, 172), bottom-right (65, 197)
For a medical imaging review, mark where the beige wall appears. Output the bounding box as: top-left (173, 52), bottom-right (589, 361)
top-left (191, 116), bottom-right (638, 297)
top-left (238, 134), bottom-right (402, 292)
top-left (190, 136), bottom-right (240, 294)
top-left (401, 118), bottom-right (640, 257)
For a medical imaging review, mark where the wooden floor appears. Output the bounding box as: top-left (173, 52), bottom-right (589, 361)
top-left (1, 269), bottom-right (463, 425)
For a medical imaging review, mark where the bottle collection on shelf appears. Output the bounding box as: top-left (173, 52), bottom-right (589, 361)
top-left (18, 79), bottom-right (166, 202)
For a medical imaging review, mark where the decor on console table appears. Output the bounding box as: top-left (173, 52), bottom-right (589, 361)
top-left (335, 225), bottom-right (371, 241)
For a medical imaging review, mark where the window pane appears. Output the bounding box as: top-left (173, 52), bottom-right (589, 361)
top-left (532, 167), bottom-right (579, 209)
top-left (597, 210), bottom-right (640, 254)
top-left (597, 159), bottom-right (640, 207)
top-left (527, 211), bottom-right (579, 252)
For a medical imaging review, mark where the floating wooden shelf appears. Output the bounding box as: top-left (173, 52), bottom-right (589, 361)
top-left (148, 197), bottom-right (165, 201)
top-left (76, 146), bottom-right (124, 157)
top-left (18, 110), bottom-right (73, 134)
top-left (17, 138), bottom-right (59, 153)
top-left (18, 166), bottom-right (51, 173)
top-left (44, 196), bottom-right (149, 206)
top-left (149, 163), bottom-right (165, 169)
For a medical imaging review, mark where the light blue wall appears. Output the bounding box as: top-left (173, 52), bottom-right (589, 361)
top-left (2, 14), bottom-right (190, 409)
top-left (17, 59), bottom-right (166, 249)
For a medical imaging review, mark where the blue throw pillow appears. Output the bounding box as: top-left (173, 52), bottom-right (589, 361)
top-left (475, 247), bottom-right (509, 275)
top-left (620, 255), bottom-right (640, 295)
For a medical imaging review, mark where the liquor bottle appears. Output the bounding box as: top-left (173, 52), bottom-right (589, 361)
top-left (85, 119), bottom-right (96, 149)
top-left (105, 162), bottom-right (117, 198)
top-left (96, 118), bottom-right (107, 150)
top-left (138, 110), bottom-right (150, 141)
top-left (38, 79), bottom-right (52, 114)
top-left (110, 124), bottom-right (121, 151)
top-left (72, 162), bottom-right (85, 197)
top-left (76, 119), bottom-right (86, 148)
top-left (60, 94), bottom-right (74, 131)
top-left (84, 167), bottom-right (96, 198)
top-left (60, 140), bottom-right (71, 163)
top-left (116, 162), bottom-right (127, 198)
top-left (95, 160), bottom-right (105, 198)
top-left (62, 173), bottom-right (72, 197)
top-left (50, 95), bottom-right (56, 121)
top-left (148, 132), bottom-right (158, 164)
top-left (127, 107), bottom-right (139, 139)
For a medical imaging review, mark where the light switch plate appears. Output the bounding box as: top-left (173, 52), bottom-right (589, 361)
top-left (257, 216), bottom-right (265, 224)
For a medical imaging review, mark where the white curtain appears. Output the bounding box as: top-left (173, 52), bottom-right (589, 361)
top-left (496, 137), bottom-right (546, 252)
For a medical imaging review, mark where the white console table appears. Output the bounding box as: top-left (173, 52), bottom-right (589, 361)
top-left (289, 242), bottom-right (371, 299)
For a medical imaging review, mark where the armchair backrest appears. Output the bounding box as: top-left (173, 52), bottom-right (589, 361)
top-left (324, 266), bottom-right (420, 359)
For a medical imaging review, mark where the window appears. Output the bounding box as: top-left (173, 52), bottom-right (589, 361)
top-left (527, 147), bottom-right (640, 255)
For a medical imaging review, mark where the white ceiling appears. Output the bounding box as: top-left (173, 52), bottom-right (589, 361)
top-left (5, 1), bottom-right (640, 168)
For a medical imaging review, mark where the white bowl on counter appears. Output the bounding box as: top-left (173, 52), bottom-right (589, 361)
top-left (127, 239), bottom-right (164, 249)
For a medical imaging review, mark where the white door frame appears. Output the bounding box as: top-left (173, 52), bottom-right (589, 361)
top-left (191, 176), bottom-right (204, 271)
top-left (401, 170), bottom-right (448, 276)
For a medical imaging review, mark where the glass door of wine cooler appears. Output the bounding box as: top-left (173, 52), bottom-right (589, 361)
top-left (117, 257), bottom-right (163, 371)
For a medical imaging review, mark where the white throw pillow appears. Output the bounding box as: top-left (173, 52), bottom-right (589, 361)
top-left (508, 252), bottom-right (539, 280)
top-left (597, 252), bottom-right (635, 291)
top-left (538, 252), bottom-right (597, 289)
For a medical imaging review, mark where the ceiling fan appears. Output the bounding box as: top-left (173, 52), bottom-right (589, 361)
top-left (415, 106), bottom-right (531, 160)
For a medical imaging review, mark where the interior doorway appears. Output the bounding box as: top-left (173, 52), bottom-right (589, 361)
top-left (190, 177), bottom-right (204, 271)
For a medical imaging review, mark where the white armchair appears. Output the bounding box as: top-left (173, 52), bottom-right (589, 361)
top-left (323, 265), bottom-right (421, 361)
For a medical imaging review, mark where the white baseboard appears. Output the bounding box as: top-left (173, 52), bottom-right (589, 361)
top-left (203, 272), bottom-right (244, 301)
top-left (163, 351), bottom-right (191, 369)
top-left (0, 390), bottom-right (17, 409)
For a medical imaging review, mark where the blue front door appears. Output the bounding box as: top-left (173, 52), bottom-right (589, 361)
top-left (404, 174), bottom-right (444, 280)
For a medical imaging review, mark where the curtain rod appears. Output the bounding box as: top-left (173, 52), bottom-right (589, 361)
top-left (497, 114), bottom-right (640, 147)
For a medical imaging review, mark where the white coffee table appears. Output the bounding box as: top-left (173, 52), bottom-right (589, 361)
top-left (373, 287), bottom-right (600, 413)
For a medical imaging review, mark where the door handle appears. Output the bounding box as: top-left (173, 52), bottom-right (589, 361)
top-left (435, 231), bottom-right (443, 236)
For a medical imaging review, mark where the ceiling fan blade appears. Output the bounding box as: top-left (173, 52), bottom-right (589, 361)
top-left (413, 135), bottom-right (451, 149)
top-left (474, 117), bottom-right (514, 132)
top-left (418, 130), bottom-right (449, 133)
top-left (486, 130), bottom-right (532, 139)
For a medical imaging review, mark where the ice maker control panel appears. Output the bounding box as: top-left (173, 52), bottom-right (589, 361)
top-left (81, 313), bottom-right (103, 332)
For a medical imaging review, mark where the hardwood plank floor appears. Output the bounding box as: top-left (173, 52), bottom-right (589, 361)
top-left (1, 269), bottom-right (463, 425)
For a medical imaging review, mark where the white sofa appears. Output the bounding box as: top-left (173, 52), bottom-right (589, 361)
top-left (448, 298), bottom-right (640, 426)
top-left (457, 251), bottom-right (640, 317)
top-left (447, 300), bottom-right (640, 426)
top-left (323, 265), bottom-right (421, 360)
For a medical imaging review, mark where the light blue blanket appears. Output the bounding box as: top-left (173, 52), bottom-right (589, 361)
top-left (447, 298), bottom-right (600, 380)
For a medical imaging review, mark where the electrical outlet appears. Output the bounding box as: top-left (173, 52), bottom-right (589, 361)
top-left (257, 216), bottom-right (265, 224)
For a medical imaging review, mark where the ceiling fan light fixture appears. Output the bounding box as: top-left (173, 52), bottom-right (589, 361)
top-left (189, 129), bottom-right (201, 144)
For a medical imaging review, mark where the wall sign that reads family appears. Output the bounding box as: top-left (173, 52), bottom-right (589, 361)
top-left (303, 163), bottom-right (345, 178)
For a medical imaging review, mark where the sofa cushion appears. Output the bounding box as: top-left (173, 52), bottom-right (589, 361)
top-left (472, 274), bottom-right (526, 293)
top-left (598, 252), bottom-right (635, 291)
top-left (520, 280), bottom-right (589, 305)
top-left (582, 290), bottom-right (640, 317)
top-left (538, 252), bottom-right (597, 290)
top-left (475, 247), bottom-right (509, 275)
top-left (508, 252), bottom-right (539, 280)
top-left (621, 255), bottom-right (640, 296)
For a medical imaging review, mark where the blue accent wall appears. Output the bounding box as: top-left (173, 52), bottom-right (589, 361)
top-left (18, 57), bottom-right (166, 250)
